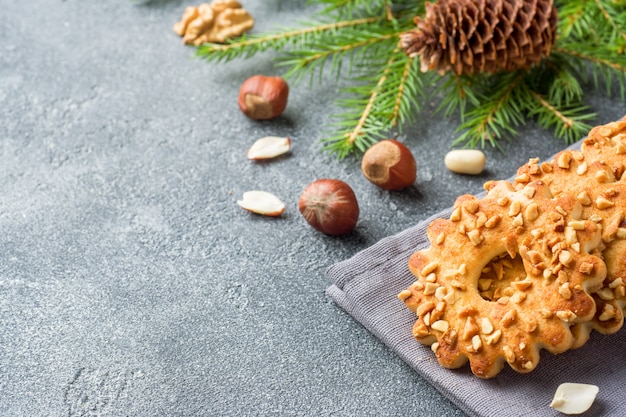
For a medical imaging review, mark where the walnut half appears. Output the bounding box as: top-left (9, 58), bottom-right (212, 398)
top-left (173, 0), bottom-right (254, 46)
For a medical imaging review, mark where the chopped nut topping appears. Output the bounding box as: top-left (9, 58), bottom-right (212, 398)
top-left (484, 329), bottom-right (502, 345)
top-left (539, 308), bottom-right (553, 318)
top-left (598, 304), bottom-right (616, 321)
top-left (421, 262), bottom-right (439, 277)
top-left (589, 214), bottom-right (603, 222)
top-left (557, 152), bottom-right (572, 169)
top-left (510, 291), bottom-right (527, 304)
top-left (397, 290), bottom-right (412, 301)
top-left (463, 200), bottom-right (480, 214)
top-left (497, 197), bottom-right (510, 207)
top-left (524, 203), bottom-right (539, 222)
top-left (497, 296), bottom-right (510, 305)
top-left (425, 273), bottom-right (437, 282)
top-left (523, 361), bottom-right (534, 370)
top-left (431, 320), bottom-right (450, 333)
top-left (476, 212), bottom-right (488, 228)
top-left (597, 288), bottom-right (615, 301)
top-left (609, 278), bottom-right (625, 288)
top-left (596, 196), bottom-right (615, 209)
top-left (559, 250), bottom-right (574, 266)
top-left (568, 220), bottom-right (585, 231)
top-left (503, 345), bottom-right (516, 363)
top-left (459, 306), bottom-right (478, 317)
top-left (509, 200), bottom-right (522, 217)
top-left (468, 229), bottom-right (483, 246)
top-left (501, 309), bottom-right (517, 327)
top-left (515, 173), bottom-right (530, 183)
top-left (564, 226), bottom-right (578, 244)
top-left (595, 170), bottom-right (611, 183)
top-left (556, 310), bottom-right (577, 322)
top-left (578, 262), bottom-right (594, 274)
top-left (512, 213), bottom-right (524, 227)
top-left (484, 214), bottom-right (501, 229)
top-left (431, 342), bottom-right (439, 353)
top-left (450, 206), bottom-right (462, 221)
top-left (416, 302), bottom-right (436, 317)
top-left (411, 281), bottom-right (424, 291)
top-left (413, 323), bottom-right (429, 338)
top-left (444, 291), bottom-right (457, 305)
top-left (436, 232), bottom-right (446, 245)
top-left (471, 334), bottom-right (482, 352)
top-left (423, 312), bottom-right (431, 326)
top-left (559, 283), bottom-right (572, 300)
top-left (523, 186), bottom-right (536, 199)
top-left (481, 318), bottom-right (494, 334)
top-left (463, 316), bottom-right (479, 340)
top-left (555, 206), bottom-right (568, 217)
top-left (423, 282), bottom-right (439, 295)
top-left (512, 280), bottom-right (533, 291)
top-left (576, 162), bottom-right (588, 175)
top-left (576, 191), bottom-right (592, 206)
top-left (435, 286), bottom-right (447, 301)
top-left (542, 162), bottom-right (553, 172)
top-left (447, 279), bottom-right (466, 292)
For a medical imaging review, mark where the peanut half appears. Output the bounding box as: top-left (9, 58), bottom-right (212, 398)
top-left (444, 150), bottom-right (486, 175)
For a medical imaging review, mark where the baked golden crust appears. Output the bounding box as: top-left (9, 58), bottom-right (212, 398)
top-left (512, 118), bottom-right (626, 347)
top-left (400, 117), bottom-right (626, 377)
top-left (401, 180), bottom-right (606, 378)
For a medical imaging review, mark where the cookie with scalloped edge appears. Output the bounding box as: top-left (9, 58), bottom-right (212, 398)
top-left (400, 180), bottom-right (606, 378)
top-left (510, 117), bottom-right (626, 347)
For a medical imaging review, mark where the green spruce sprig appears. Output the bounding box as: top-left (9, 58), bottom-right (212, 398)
top-left (195, 0), bottom-right (626, 158)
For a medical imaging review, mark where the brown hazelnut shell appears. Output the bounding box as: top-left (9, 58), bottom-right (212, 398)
top-left (298, 179), bottom-right (359, 236)
top-left (361, 139), bottom-right (416, 190)
top-left (238, 75), bottom-right (289, 120)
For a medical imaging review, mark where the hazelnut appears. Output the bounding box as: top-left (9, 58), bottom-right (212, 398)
top-left (298, 179), bottom-right (359, 236)
top-left (238, 75), bottom-right (289, 120)
top-left (361, 140), bottom-right (416, 190)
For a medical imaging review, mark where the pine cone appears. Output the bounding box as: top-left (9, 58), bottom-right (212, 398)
top-left (400, 0), bottom-right (558, 75)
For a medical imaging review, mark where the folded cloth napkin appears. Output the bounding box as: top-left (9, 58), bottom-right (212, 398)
top-left (326, 141), bottom-right (626, 417)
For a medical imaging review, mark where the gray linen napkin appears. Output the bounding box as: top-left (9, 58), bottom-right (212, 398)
top-left (326, 142), bottom-right (626, 417)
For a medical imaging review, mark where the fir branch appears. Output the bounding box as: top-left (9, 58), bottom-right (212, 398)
top-left (323, 49), bottom-right (426, 157)
top-left (454, 72), bottom-right (527, 149)
top-left (391, 56), bottom-right (416, 126)
top-left (324, 50), bottom-right (401, 156)
top-left (528, 90), bottom-right (594, 143)
top-left (196, 16), bottom-right (382, 63)
top-left (279, 30), bottom-right (404, 82)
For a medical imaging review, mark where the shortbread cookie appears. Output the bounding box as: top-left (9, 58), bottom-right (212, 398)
top-left (400, 180), bottom-right (607, 378)
top-left (510, 118), bottom-right (626, 346)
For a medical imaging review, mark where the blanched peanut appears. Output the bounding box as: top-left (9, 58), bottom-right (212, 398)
top-left (444, 150), bottom-right (486, 175)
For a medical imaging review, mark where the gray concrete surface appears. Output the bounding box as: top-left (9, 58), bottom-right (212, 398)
top-left (1, 1), bottom-right (624, 416)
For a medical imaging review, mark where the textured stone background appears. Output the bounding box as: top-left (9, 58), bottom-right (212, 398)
top-left (1, 0), bottom-right (624, 416)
